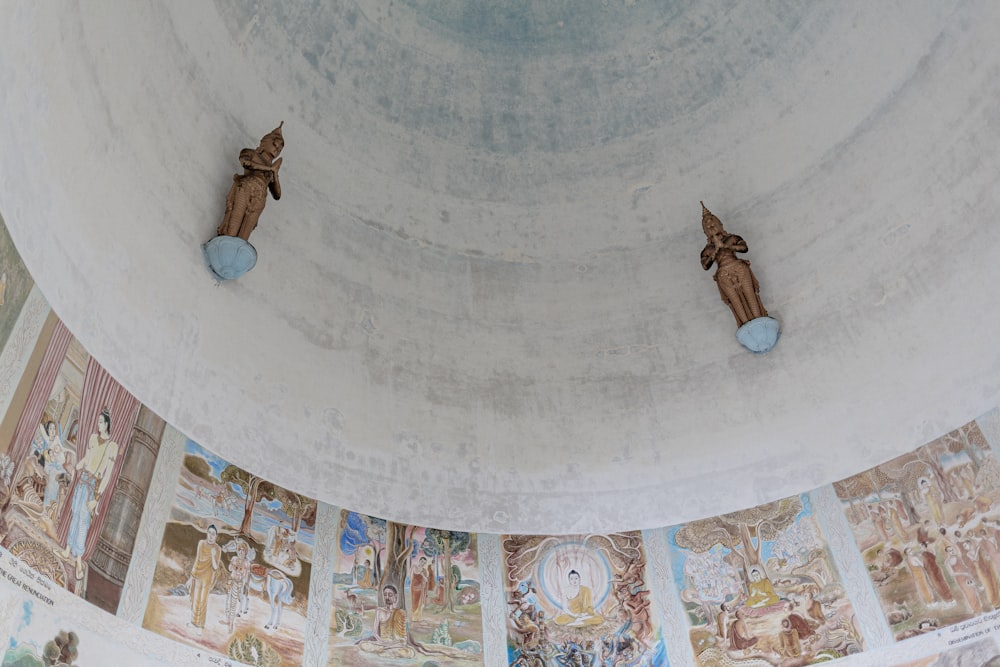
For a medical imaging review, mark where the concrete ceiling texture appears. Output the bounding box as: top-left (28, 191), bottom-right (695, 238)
top-left (1, 1), bottom-right (1000, 534)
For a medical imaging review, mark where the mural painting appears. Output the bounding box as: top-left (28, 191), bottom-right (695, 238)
top-left (834, 419), bottom-right (1000, 641)
top-left (0, 317), bottom-right (164, 614)
top-left (668, 494), bottom-right (863, 665)
top-left (0, 213), bottom-right (35, 352)
top-left (2, 599), bottom-right (172, 666)
top-left (328, 510), bottom-right (483, 665)
top-left (143, 439), bottom-right (316, 665)
top-left (890, 636), bottom-right (1000, 666)
top-left (501, 531), bottom-right (667, 667)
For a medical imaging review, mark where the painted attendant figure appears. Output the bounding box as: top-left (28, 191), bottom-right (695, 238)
top-left (63, 408), bottom-right (118, 580)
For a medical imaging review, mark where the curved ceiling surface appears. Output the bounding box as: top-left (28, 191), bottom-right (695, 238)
top-left (2, 1), bottom-right (1000, 533)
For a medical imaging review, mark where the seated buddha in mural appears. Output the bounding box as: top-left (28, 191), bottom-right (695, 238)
top-left (744, 567), bottom-right (780, 608)
top-left (554, 570), bottom-right (604, 627)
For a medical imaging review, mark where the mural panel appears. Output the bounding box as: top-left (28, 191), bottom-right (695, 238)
top-left (834, 419), bottom-right (1000, 641)
top-left (500, 531), bottom-right (667, 666)
top-left (0, 317), bottom-right (164, 614)
top-left (142, 439), bottom-right (316, 666)
top-left (328, 510), bottom-right (483, 665)
top-left (890, 636), bottom-right (1000, 666)
top-left (0, 212), bottom-right (35, 352)
top-left (668, 493), bottom-right (863, 665)
top-left (2, 598), bottom-right (172, 666)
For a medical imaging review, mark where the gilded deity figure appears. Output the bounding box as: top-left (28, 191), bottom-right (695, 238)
top-left (699, 202), bottom-right (768, 327)
top-left (216, 122), bottom-right (284, 241)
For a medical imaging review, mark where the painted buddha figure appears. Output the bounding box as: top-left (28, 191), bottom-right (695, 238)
top-left (745, 567), bottom-right (780, 608)
top-left (553, 570), bottom-right (604, 626)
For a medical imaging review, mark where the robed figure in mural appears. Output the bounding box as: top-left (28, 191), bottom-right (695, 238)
top-left (63, 408), bottom-right (118, 580)
top-left (216, 122), bottom-right (284, 242)
top-left (553, 569), bottom-right (604, 627)
top-left (187, 524), bottom-right (222, 636)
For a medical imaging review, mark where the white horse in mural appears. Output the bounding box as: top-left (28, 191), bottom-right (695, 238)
top-left (248, 565), bottom-right (295, 630)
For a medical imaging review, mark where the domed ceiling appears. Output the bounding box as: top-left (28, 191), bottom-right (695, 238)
top-left (1, 0), bottom-right (999, 533)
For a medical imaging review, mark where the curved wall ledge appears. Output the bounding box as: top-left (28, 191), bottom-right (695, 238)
top-left (2, 2), bottom-right (1000, 533)
top-left (2, 214), bottom-right (1000, 666)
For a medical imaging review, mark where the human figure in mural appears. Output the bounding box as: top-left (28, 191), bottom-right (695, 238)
top-left (225, 538), bottom-right (252, 633)
top-left (410, 555), bottom-right (432, 621)
top-left (805, 589), bottom-right (826, 625)
top-left (919, 478), bottom-right (945, 525)
top-left (921, 545), bottom-right (954, 604)
top-left (905, 547), bottom-right (936, 606)
top-left (216, 122), bottom-right (283, 242)
top-left (28, 421), bottom-right (69, 512)
top-left (728, 607), bottom-right (758, 651)
top-left (355, 558), bottom-right (374, 588)
top-left (777, 617), bottom-right (801, 658)
top-left (553, 570), bottom-right (603, 626)
top-left (977, 527), bottom-right (1000, 594)
top-left (871, 505), bottom-right (889, 543)
top-left (699, 202), bottom-right (768, 327)
top-left (187, 524), bottom-right (222, 636)
top-left (369, 584), bottom-right (406, 644)
top-left (612, 558), bottom-right (652, 647)
top-left (41, 428), bottom-right (68, 511)
top-left (63, 408), bottom-right (118, 581)
top-left (946, 544), bottom-right (982, 613)
top-left (888, 500), bottom-right (908, 542)
top-left (968, 537), bottom-right (1000, 607)
top-left (716, 602), bottom-right (731, 642)
top-left (744, 566), bottom-right (779, 608)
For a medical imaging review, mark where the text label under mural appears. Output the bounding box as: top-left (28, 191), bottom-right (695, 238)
top-left (501, 531), bottom-right (668, 666)
top-left (328, 510), bottom-right (484, 665)
top-left (668, 493), bottom-right (864, 665)
top-left (143, 439), bottom-right (317, 666)
top-left (834, 419), bottom-right (1000, 641)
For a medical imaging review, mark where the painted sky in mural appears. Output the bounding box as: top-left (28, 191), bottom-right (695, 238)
top-left (2, 598), bottom-right (172, 666)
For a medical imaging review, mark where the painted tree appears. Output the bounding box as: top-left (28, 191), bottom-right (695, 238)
top-left (771, 516), bottom-right (821, 565)
top-left (339, 512), bottom-right (387, 583)
top-left (380, 520), bottom-right (418, 610)
top-left (941, 421), bottom-right (989, 472)
top-left (674, 496), bottom-right (802, 587)
top-left (183, 454), bottom-right (214, 481)
top-left (219, 464), bottom-right (280, 536)
top-left (274, 487), bottom-right (317, 533)
top-left (422, 529), bottom-right (471, 612)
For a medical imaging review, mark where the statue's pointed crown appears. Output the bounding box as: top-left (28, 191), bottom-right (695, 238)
top-left (701, 201), bottom-right (723, 236)
top-left (261, 121), bottom-right (284, 146)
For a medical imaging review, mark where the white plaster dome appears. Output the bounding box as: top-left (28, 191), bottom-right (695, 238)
top-left (1, 0), bottom-right (999, 533)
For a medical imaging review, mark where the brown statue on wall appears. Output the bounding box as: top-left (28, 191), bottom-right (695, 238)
top-left (699, 202), bottom-right (768, 327)
top-left (216, 122), bottom-right (284, 241)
